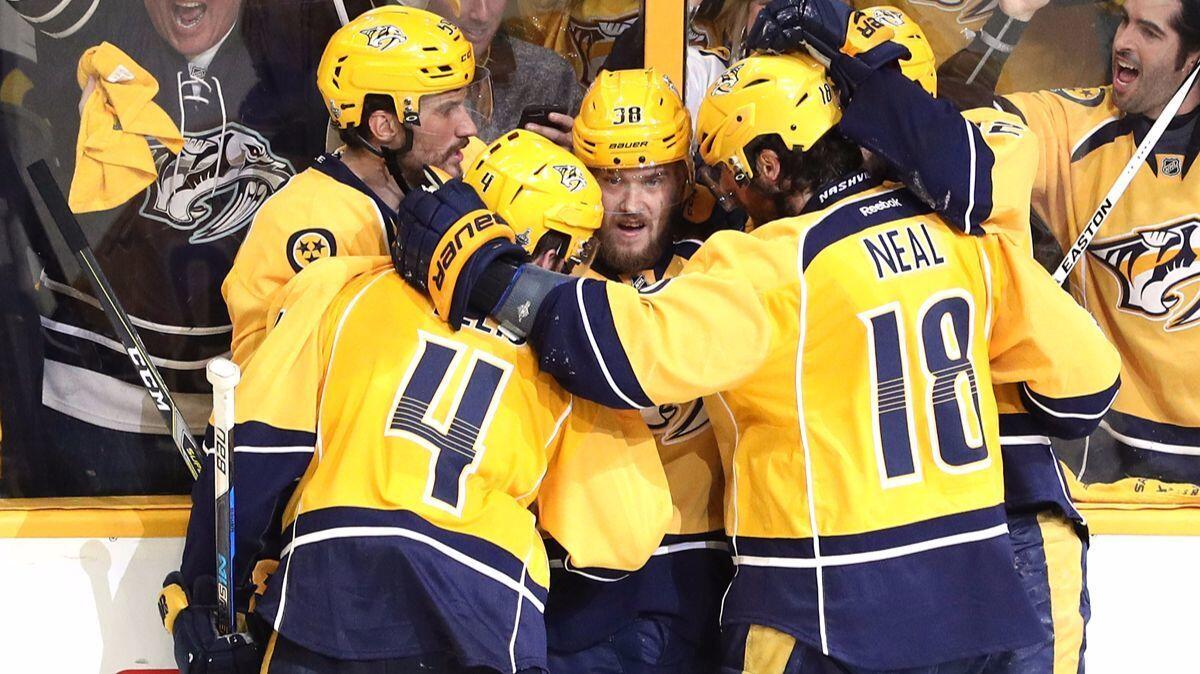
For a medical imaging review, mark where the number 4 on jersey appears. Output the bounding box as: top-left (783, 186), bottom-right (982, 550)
top-left (860, 292), bottom-right (989, 489)
top-left (386, 332), bottom-right (513, 516)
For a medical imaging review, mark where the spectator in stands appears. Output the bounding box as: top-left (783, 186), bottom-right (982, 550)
top-left (429, 0), bottom-right (583, 143)
top-left (0, 0), bottom-right (364, 496)
top-left (510, 0), bottom-right (640, 85)
top-left (939, 0), bottom-right (1200, 496)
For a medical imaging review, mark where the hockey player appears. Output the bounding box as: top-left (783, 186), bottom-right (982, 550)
top-left (542, 67), bottom-right (731, 672)
top-left (749, 4), bottom-right (1096, 669)
top-left (160, 130), bottom-right (672, 673)
top-left (935, 0), bottom-right (1200, 494)
top-left (223, 6), bottom-right (479, 365)
top-left (391, 44), bottom-right (1123, 672)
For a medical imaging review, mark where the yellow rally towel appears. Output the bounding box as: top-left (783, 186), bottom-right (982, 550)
top-left (70, 42), bottom-right (184, 213)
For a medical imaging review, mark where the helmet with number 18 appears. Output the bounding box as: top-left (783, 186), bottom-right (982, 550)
top-left (696, 52), bottom-right (841, 185)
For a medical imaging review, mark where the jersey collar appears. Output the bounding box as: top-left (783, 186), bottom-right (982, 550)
top-left (802, 170), bottom-right (883, 214)
top-left (312, 152), bottom-right (401, 227)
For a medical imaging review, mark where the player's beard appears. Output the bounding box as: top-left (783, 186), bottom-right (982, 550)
top-left (596, 209), bottom-right (675, 276)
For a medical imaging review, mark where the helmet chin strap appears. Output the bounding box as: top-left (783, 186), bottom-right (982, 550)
top-left (356, 127), bottom-right (415, 194)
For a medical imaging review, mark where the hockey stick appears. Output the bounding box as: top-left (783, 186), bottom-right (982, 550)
top-left (25, 160), bottom-right (204, 479)
top-left (206, 357), bottom-right (240, 636)
top-left (1052, 61), bottom-right (1200, 285)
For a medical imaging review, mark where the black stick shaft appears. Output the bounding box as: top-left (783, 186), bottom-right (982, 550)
top-left (26, 160), bottom-right (203, 479)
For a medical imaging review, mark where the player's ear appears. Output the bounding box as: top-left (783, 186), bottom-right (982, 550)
top-left (367, 109), bottom-right (402, 147)
top-left (755, 148), bottom-right (781, 184)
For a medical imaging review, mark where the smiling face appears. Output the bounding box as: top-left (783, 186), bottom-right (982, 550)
top-left (143, 0), bottom-right (243, 59)
top-left (1112, 0), bottom-right (1200, 117)
top-left (593, 164), bottom-right (686, 275)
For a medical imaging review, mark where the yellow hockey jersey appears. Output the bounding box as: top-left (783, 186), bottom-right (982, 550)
top-left (545, 239), bottom-right (730, 650)
top-left (182, 257), bottom-right (671, 669)
top-left (518, 177), bottom-right (1121, 668)
top-left (1002, 87), bottom-right (1200, 492)
top-left (223, 152), bottom-right (392, 367)
top-left (841, 68), bottom-right (1105, 517)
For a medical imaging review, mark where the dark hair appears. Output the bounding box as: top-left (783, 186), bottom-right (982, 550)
top-left (337, 94), bottom-right (397, 147)
top-left (745, 130), bottom-right (863, 196)
top-left (1171, 0), bottom-right (1200, 69)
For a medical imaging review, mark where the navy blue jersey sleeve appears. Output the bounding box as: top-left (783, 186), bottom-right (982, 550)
top-left (840, 67), bottom-right (1038, 238)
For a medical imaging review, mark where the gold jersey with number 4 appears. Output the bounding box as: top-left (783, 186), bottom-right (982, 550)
top-left (182, 256), bottom-right (671, 671)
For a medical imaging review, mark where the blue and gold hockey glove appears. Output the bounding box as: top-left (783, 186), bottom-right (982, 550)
top-left (747, 0), bottom-right (911, 96)
top-left (393, 167), bottom-right (526, 329)
top-left (159, 572), bottom-right (260, 674)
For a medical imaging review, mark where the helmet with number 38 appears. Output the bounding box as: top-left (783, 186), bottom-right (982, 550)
top-left (463, 130), bottom-right (602, 273)
top-left (572, 67), bottom-right (692, 170)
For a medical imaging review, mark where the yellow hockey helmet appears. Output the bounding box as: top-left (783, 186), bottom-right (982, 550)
top-left (863, 6), bottom-right (937, 96)
top-left (317, 6), bottom-right (474, 129)
top-left (464, 130), bottom-right (602, 271)
top-left (573, 67), bottom-right (691, 169)
top-left (696, 52), bottom-right (841, 185)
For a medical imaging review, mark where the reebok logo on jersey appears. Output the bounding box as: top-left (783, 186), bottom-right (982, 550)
top-left (859, 197), bottom-right (901, 217)
top-left (1089, 217), bottom-right (1200, 331)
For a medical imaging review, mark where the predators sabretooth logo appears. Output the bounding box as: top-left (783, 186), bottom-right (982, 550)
top-left (713, 63), bottom-right (745, 95)
top-left (360, 24), bottom-right (407, 51)
top-left (141, 124), bottom-right (293, 244)
top-left (553, 164), bottom-right (587, 193)
top-left (1089, 217), bottom-right (1200, 331)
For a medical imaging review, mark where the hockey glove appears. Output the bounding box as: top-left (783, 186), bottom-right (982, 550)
top-left (159, 571), bottom-right (260, 674)
top-left (393, 168), bottom-right (525, 329)
top-left (747, 0), bottom-right (911, 97)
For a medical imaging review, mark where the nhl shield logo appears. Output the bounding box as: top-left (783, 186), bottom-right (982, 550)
top-left (553, 164), bottom-right (587, 192)
top-left (1089, 217), bottom-right (1200, 331)
top-left (1159, 154), bottom-right (1183, 177)
top-left (514, 228), bottom-right (532, 248)
top-left (360, 25), bottom-right (407, 51)
top-left (287, 228), bottom-right (337, 272)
